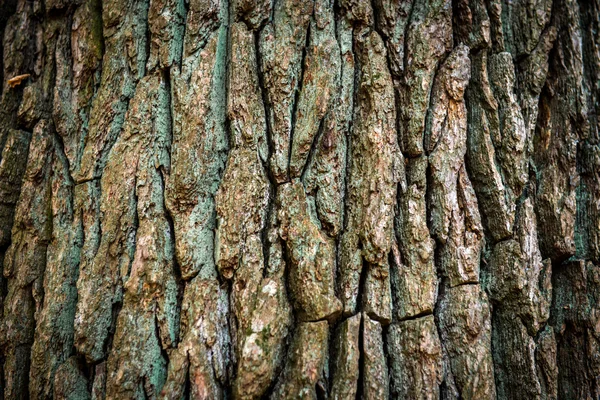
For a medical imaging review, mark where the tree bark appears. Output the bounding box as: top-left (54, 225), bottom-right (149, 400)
top-left (0, 0), bottom-right (598, 399)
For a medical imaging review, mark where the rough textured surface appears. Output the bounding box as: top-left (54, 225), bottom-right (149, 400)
top-left (330, 314), bottom-right (360, 399)
top-left (270, 321), bottom-right (328, 399)
top-left (1, 120), bottom-right (53, 400)
top-left (1, 0), bottom-right (599, 399)
top-left (288, 0), bottom-right (339, 179)
top-left (388, 316), bottom-right (442, 399)
top-left (437, 284), bottom-right (496, 399)
top-left (103, 74), bottom-right (178, 399)
top-left (362, 315), bottom-right (388, 399)
top-left (277, 181), bottom-right (341, 321)
top-left (340, 28), bottom-right (401, 323)
top-left (399, 0), bottom-right (452, 156)
top-left (260, 0), bottom-right (313, 183)
top-left (395, 156), bottom-right (436, 319)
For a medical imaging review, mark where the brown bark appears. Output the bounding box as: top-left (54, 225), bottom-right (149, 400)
top-left (0, 0), bottom-right (599, 399)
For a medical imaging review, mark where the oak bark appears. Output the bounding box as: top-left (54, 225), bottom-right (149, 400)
top-left (0, 0), bottom-right (599, 399)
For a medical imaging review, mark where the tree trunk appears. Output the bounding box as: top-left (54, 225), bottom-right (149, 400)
top-left (0, 0), bottom-right (598, 398)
